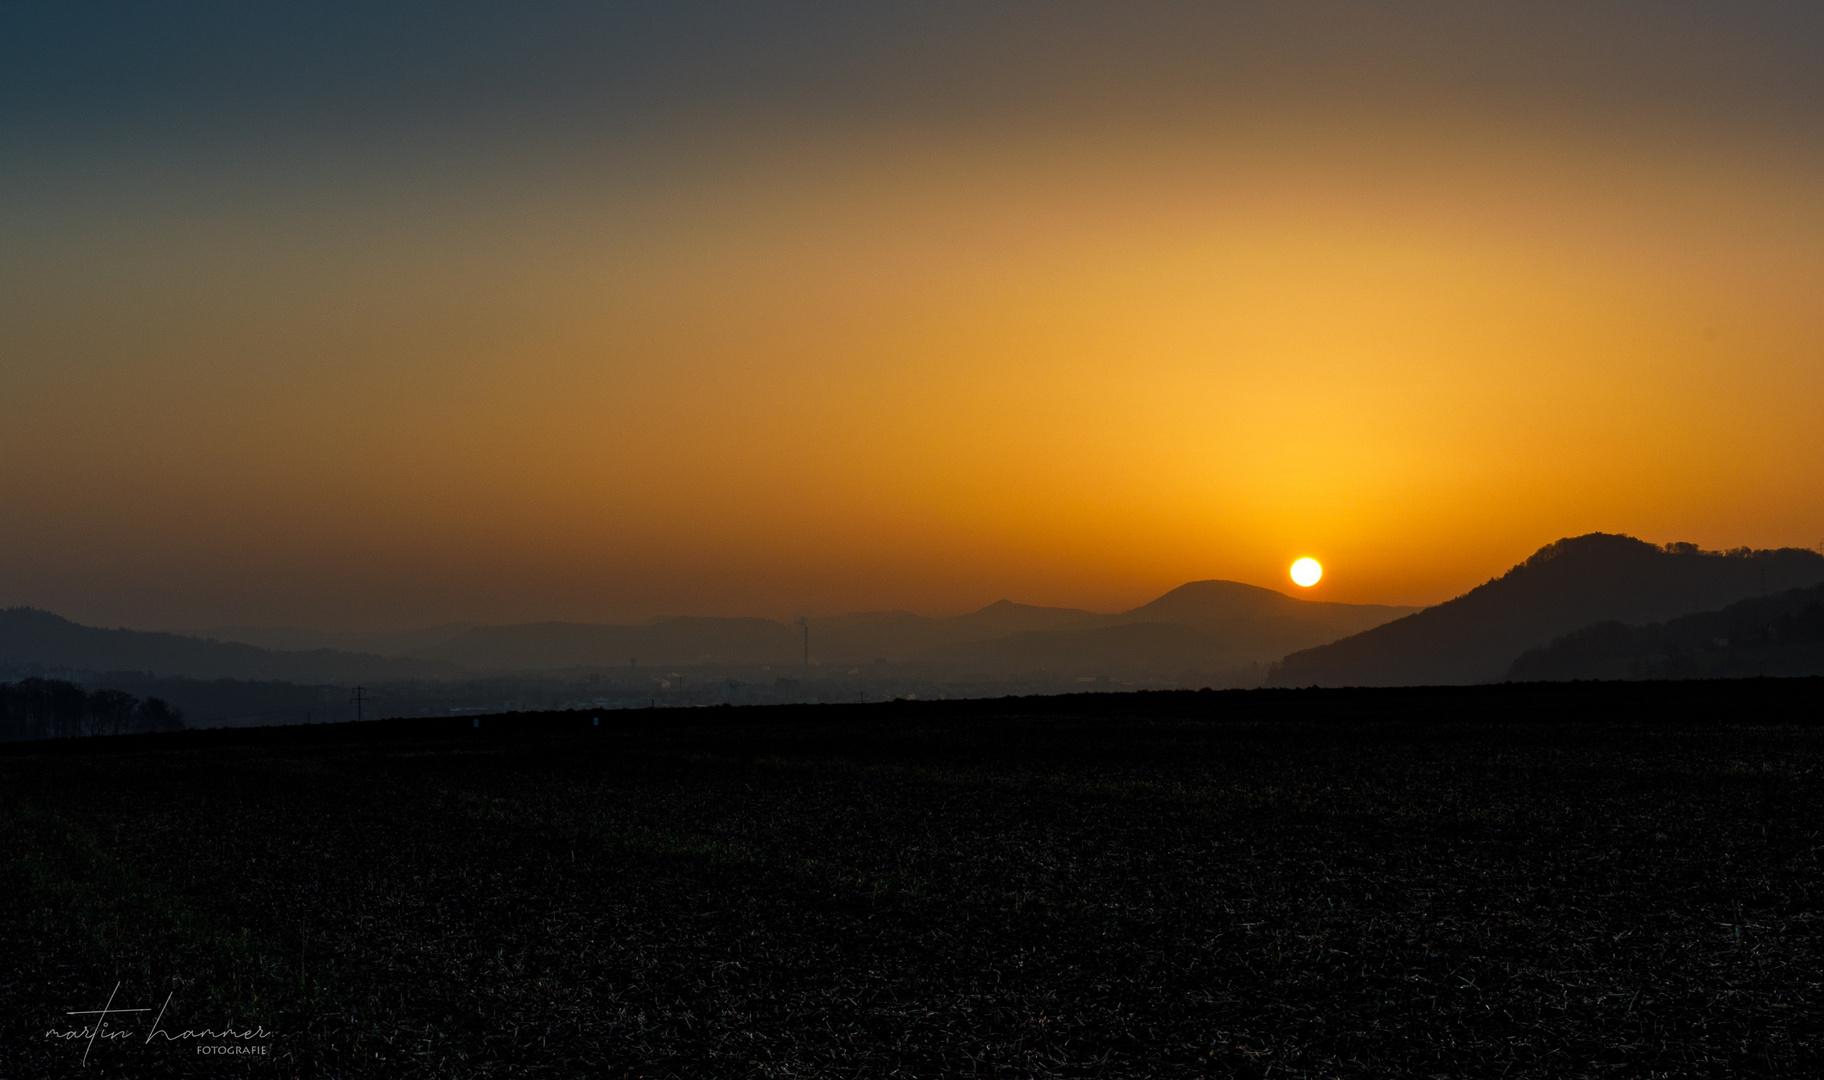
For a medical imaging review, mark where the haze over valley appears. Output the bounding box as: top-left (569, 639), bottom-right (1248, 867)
top-left (6, 533), bottom-right (1822, 732)
top-left (3, 576), bottom-right (1414, 726)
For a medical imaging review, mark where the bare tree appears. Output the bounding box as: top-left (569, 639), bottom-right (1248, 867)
top-left (135, 697), bottom-right (182, 734)
top-left (88, 689), bottom-right (139, 736)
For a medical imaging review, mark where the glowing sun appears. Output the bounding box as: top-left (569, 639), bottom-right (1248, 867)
top-left (1290, 558), bottom-right (1323, 588)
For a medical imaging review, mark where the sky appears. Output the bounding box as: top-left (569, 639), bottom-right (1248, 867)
top-left (3, 2), bottom-right (1824, 630)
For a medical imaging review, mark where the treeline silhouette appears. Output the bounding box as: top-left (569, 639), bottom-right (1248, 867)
top-left (1509, 583), bottom-right (1824, 681)
top-left (0, 678), bottom-right (182, 742)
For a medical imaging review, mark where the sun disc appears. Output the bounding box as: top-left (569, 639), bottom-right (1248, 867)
top-left (1290, 558), bottom-right (1323, 588)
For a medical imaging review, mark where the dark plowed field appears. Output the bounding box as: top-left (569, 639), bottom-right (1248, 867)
top-left (4, 681), bottom-right (1823, 1077)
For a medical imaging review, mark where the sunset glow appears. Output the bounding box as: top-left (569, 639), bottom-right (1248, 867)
top-left (2, 5), bottom-right (1822, 631)
top-left (1291, 560), bottom-right (1324, 589)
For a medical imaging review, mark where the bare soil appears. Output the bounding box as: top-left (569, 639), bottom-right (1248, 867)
top-left (3, 680), bottom-right (1822, 1077)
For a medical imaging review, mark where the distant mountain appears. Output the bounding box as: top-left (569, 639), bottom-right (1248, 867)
top-left (809, 602), bottom-right (1115, 665)
top-left (938, 582), bottom-right (1416, 677)
top-left (426, 617), bottom-right (799, 670)
top-left (0, 608), bottom-right (457, 683)
top-left (1109, 580), bottom-right (1413, 657)
top-left (1509, 584), bottom-right (1824, 682)
top-left (1270, 534), bottom-right (1824, 687)
top-left (943, 600), bottom-right (1107, 641)
top-left (953, 621), bottom-right (1220, 674)
top-left (411, 582), bottom-right (1414, 676)
top-left (51, 577), bottom-right (1413, 683)
top-left (181, 623), bottom-right (478, 658)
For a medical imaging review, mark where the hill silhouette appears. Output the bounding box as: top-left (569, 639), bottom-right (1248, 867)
top-left (412, 583), bottom-right (1413, 675)
top-left (179, 622), bottom-right (478, 658)
top-left (1270, 534), bottom-right (1824, 687)
top-left (940, 600), bottom-right (1107, 640)
top-left (6, 579), bottom-right (1413, 687)
top-left (1509, 583), bottom-right (1824, 681)
top-left (937, 582), bottom-right (1414, 677)
top-left (426, 617), bottom-right (800, 670)
top-left (0, 608), bottom-right (456, 684)
top-left (1109, 580), bottom-right (1411, 656)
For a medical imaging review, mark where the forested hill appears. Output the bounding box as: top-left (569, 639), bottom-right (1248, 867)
top-left (1509, 583), bottom-right (1824, 681)
top-left (0, 608), bottom-right (457, 684)
top-left (1270, 534), bottom-right (1824, 687)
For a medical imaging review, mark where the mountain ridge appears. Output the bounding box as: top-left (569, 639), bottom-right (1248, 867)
top-left (416, 581), bottom-right (1416, 672)
top-left (1269, 534), bottom-right (1824, 687)
top-left (0, 608), bottom-right (459, 684)
top-left (12, 580), bottom-right (1417, 682)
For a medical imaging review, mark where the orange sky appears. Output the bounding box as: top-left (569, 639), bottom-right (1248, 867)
top-left (3, 8), bottom-right (1823, 629)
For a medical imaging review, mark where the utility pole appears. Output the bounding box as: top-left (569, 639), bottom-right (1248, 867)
top-left (797, 616), bottom-right (809, 682)
top-left (350, 686), bottom-right (365, 724)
